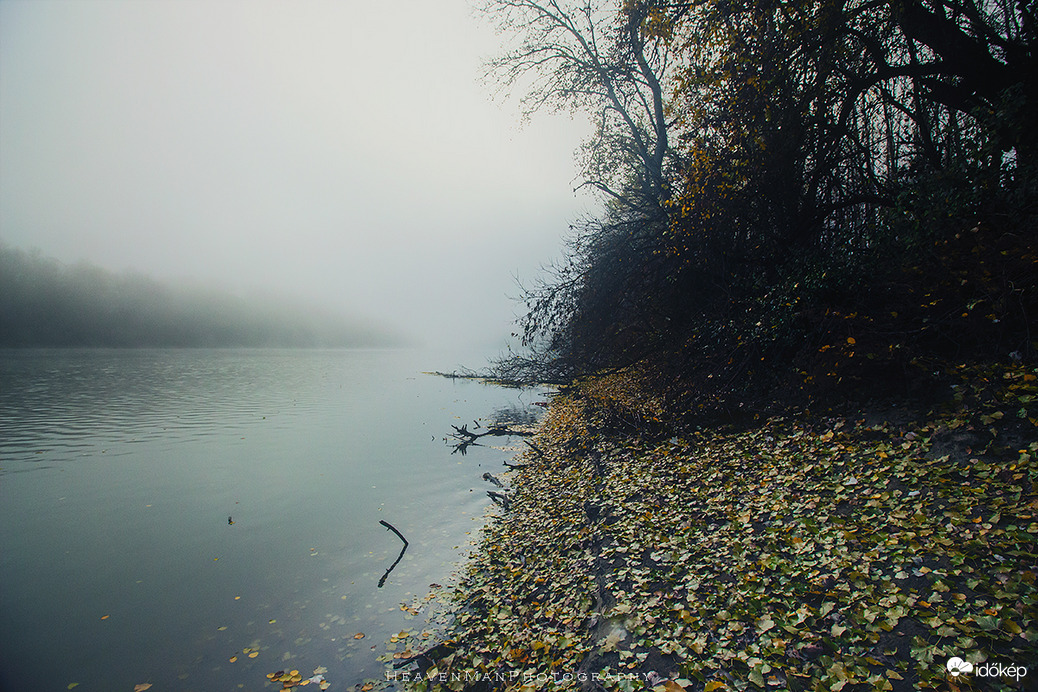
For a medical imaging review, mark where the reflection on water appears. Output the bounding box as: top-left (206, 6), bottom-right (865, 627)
top-left (0, 348), bottom-right (541, 692)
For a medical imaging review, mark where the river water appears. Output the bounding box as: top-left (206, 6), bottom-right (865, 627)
top-left (0, 348), bottom-right (538, 692)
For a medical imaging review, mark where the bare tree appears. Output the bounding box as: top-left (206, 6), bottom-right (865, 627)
top-left (479, 0), bottom-right (675, 215)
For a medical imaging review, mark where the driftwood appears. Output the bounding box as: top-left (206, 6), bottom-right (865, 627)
top-left (448, 422), bottom-right (534, 455)
top-left (424, 370), bottom-right (479, 380)
top-left (487, 491), bottom-right (511, 510)
top-left (495, 439), bottom-right (542, 469)
top-left (450, 423), bottom-right (534, 440)
top-left (378, 520), bottom-right (409, 588)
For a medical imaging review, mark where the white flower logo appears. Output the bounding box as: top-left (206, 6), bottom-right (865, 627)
top-left (947, 657), bottom-right (974, 676)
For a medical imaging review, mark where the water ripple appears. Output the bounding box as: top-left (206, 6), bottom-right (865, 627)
top-left (0, 348), bottom-right (340, 472)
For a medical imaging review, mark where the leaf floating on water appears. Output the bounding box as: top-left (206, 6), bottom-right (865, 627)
top-left (67, 685), bottom-right (79, 690)
top-left (100, 615), bottom-right (109, 620)
top-left (353, 632), bottom-right (365, 639)
top-left (133, 684), bottom-right (153, 692)
top-left (229, 656), bottom-right (238, 663)
top-left (268, 619), bottom-right (277, 624)
top-left (248, 651), bottom-right (259, 658)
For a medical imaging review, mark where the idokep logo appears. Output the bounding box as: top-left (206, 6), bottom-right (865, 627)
top-left (946, 655), bottom-right (1029, 682)
top-left (946, 657), bottom-right (974, 676)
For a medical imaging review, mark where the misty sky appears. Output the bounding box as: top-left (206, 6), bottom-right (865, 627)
top-left (0, 0), bottom-right (594, 351)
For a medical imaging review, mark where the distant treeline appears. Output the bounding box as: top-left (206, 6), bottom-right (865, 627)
top-left (0, 244), bottom-right (403, 348)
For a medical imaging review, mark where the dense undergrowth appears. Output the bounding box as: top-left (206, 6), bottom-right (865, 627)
top-left (367, 0), bottom-right (1038, 687)
top-left (371, 362), bottom-right (1036, 692)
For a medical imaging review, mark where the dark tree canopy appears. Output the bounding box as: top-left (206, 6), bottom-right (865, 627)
top-left (490, 0), bottom-right (1037, 412)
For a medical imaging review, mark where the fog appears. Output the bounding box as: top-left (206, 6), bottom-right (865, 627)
top-left (0, 243), bottom-right (407, 348)
top-left (0, 0), bottom-right (593, 351)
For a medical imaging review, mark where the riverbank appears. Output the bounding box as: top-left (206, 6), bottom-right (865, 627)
top-left (381, 363), bottom-right (1036, 691)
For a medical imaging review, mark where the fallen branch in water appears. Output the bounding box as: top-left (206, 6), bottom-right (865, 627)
top-left (378, 520), bottom-right (409, 588)
top-left (448, 423), bottom-right (536, 456)
top-left (487, 491), bottom-right (511, 510)
top-left (450, 423), bottom-right (535, 440)
top-left (423, 370), bottom-right (480, 380)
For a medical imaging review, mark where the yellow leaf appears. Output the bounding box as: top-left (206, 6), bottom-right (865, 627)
top-left (354, 632), bottom-right (365, 639)
top-left (705, 682), bottom-right (726, 692)
top-left (663, 682), bottom-right (688, 692)
top-left (847, 337), bottom-right (856, 345)
top-left (134, 685), bottom-right (153, 692)
top-left (248, 651), bottom-right (259, 658)
top-left (229, 656), bottom-right (237, 663)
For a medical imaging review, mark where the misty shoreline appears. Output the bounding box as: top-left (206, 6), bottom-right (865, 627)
top-left (0, 244), bottom-right (406, 349)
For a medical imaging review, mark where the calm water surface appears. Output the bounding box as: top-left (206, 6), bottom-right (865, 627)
top-left (0, 348), bottom-right (540, 692)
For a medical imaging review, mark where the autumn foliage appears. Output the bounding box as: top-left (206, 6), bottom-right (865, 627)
top-left (492, 0), bottom-right (1038, 417)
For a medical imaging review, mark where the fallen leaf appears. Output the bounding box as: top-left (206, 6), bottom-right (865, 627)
top-left (354, 632), bottom-right (365, 639)
top-left (133, 685), bottom-right (153, 692)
